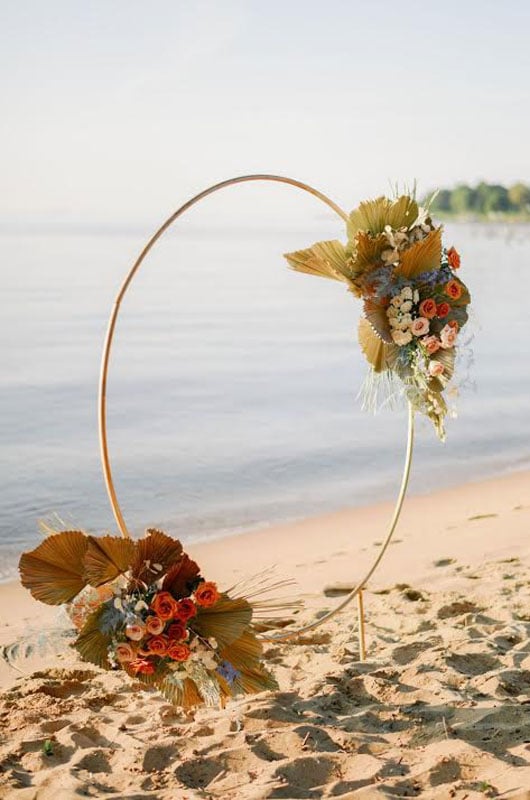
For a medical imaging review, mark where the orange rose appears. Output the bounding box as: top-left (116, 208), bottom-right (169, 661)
top-left (115, 643), bottom-right (136, 663)
top-left (167, 622), bottom-right (187, 641)
top-left (436, 302), bottom-right (450, 318)
top-left (448, 319), bottom-right (459, 331)
top-left (447, 246), bottom-right (460, 270)
top-left (129, 657), bottom-right (155, 675)
top-left (150, 591), bottom-right (179, 621)
top-left (445, 279), bottom-right (462, 300)
top-left (176, 598), bottom-right (197, 621)
top-left (145, 615), bottom-right (165, 635)
top-left (145, 634), bottom-right (169, 656)
top-left (167, 642), bottom-right (191, 662)
top-left (418, 298), bottom-right (437, 319)
top-left (195, 581), bottom-right (221, 608)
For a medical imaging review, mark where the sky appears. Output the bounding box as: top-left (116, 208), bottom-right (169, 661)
top-left (2, 0), bottom-right (529, 230)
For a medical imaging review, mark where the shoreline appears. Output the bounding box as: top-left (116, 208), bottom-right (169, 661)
top-left (2, 467), bottom-right (528, 649)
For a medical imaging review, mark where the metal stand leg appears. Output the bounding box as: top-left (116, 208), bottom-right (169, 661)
top-left (357, 589), bottom-right (366, 661)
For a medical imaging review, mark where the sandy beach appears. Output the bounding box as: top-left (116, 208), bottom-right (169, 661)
top-left (1, 469), bottom-right (530, 799)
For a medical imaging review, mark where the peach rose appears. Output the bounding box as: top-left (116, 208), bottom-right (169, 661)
top-left (167, 622), bottom-right (187, 641)
top-left (115, 642), bottom-right (136, 663)
top-left (447, 246), bottom-right (461, 270)
top-left (440, 324), bottom-right (457, 349)
top-left (422, 335), bottom-right (441, 354)
top-left (145, 615), bottom-right (165, 636)
top-left (410, 317), bottom-right (430, 337)
top-left (145, 634), bottom-right (169, 656)
top-left (428, 360), bottom-right (445, 377)
top-left (448, 319), bottom-right (459, 331)
top-left (176, 598), bottom-right (197, 621)
top-left (167, 642), bottom-right (191, 662)
top-left (436, 302), bottom-right (451, 318)
top-left (125, 621), bottom-right (146, 641)
top-left (418, 298), bottom-right (437, 319)
top-left (150, 591), bottom-right (179, 621)
top-left (129, 657), bottom-right (155, 675)
top-left (195, 581), bottom-right (220, 608)
top-left (445, 279), bottom-right (462, 300)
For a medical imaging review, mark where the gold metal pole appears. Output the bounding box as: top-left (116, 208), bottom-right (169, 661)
top-left (357, 589), bottom-right (367, 661)
top-left (97, 173), bottom-right (415, 640)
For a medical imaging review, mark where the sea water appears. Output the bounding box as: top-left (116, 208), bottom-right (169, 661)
top-left (2, 220), bottom-right (529, 580)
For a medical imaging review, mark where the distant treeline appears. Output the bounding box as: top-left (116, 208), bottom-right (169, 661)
top-left (427, 182), bottom-right (530, 218)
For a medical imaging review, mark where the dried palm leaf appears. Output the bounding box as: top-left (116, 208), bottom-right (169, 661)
top-left (363, 299), bottom-right (393, 343)
top-left (284, 240), bottom-right (350, 283)
top-left (162, 554), bottom-right (201, 598)
top-left (358, 318), bottom-right (398, 373)
top-left (193, 596), bottom-right (252, 649)
top-left (159, 675), bottom-right (203, 708)
top-left (350, 231), bottom-right (389, 279)
top-left (220, 631), bottom-right (263, 672)
top-left (19, 531), bottom-right (89, 605)
top-left (84, 536), bottom-right (135, 587)
top-left (395, 228), bottom-right (442, 279)
top-left (233, 666), bottom-right (278, 695)
top-left (131, 529), bottom-right (183, 586)
top-left (74, 606), bottom-right (112, 669)
top-left (348, 195), bottom-right (418, 239)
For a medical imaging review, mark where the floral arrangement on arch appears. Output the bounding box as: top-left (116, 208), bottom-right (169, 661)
top-left (284, 194), bottom-right (471, 439)
top-left (19, 529), bottom-right (286, 708)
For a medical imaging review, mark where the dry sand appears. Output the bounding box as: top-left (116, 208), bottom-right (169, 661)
top-left (1, 469), bottom-right (530, 799)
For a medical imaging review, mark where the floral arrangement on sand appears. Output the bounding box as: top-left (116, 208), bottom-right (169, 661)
top-left (19, 528), bottom-right (287, 708)
top-left (284, 194), bottom-right (471, 439)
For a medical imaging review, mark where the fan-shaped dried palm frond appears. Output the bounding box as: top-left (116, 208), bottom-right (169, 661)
top-left (162, 554), bottom-right (201, 598)
top-left (358, 318), bottom-right (398, 373)
top-left (220, 630), bottom-right (262, 672)
top-left (350, 231), bottom-right (389, 283)
top-left (159, 675), bottom-right (204, 708)
top-left (395, 228), bottom-right (442, 278)
top-left (348, 195), bottom-right (419, 239)
top-left (233, 665), bottom-right (278, 695)
top-left (284, 240), bottom-right (350, 283)
top-left (74, 606), bottom-right (112, 669)
top-left (19, 531), bottom-right (89, 605)
top-left (363, 299), bottom-right (393, 343)
top-left (131, 529), bottom-right (183, 585)
top-left (84, 536), bottom-right (135, 587)
top-left (193, 596), bottom-right (252, 649)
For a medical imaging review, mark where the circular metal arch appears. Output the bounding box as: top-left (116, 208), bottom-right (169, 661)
top-left (98, 173), bottom-right (415, 643)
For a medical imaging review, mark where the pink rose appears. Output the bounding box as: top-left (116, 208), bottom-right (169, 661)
top-left (115, 643), bottom-right (136, 663)
top-left (440, 323), bottom-right (457, 349)
top-left (422, 335), bottom-right (440, 355)
top-left (125, 622), bottom-right (146, 641)
top-left (145, 615), bottom-right (165, 636)
top-left (411, 317), bottom-right (430, 337)
top-left (428, 360), bottom-right (445, 377)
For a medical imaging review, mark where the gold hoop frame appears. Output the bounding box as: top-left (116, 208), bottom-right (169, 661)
top-left (98, 174), bottom-right (415, 646)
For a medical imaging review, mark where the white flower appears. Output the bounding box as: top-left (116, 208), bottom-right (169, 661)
top-left (389, 317), bottom-right (399, 329)
top-left (113, 597), bottom-right (124, 611)
top-left (387, 305), bottom-right (398, 317)
top-left (413, 290), bottom-right (420, 303)
top-left (392, 329), bottom-right (413, 346)
top-left (400, 314), bottom-right (412, 328)
top-left (428, 360), bottom-right (445, 377)
top-left (401, 286), bottom-right (413, 300)
top-left (134, 600), bottom-right (149, 612)
top-left (400, 300), bottom-right (412, 313)
top-left (391, 296), bottom-right (402, 308)
top-left (208, 638), bottom-right (218, 649)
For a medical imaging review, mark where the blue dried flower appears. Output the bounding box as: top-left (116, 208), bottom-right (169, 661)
top-left (216, 660), bottom-right (240, 686)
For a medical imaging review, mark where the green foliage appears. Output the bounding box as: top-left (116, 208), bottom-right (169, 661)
top-left (427, 181), bottom-right (530, 218)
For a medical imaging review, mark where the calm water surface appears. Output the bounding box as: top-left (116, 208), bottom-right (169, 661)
top-left (2, 218), bottom-right (529, 580)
